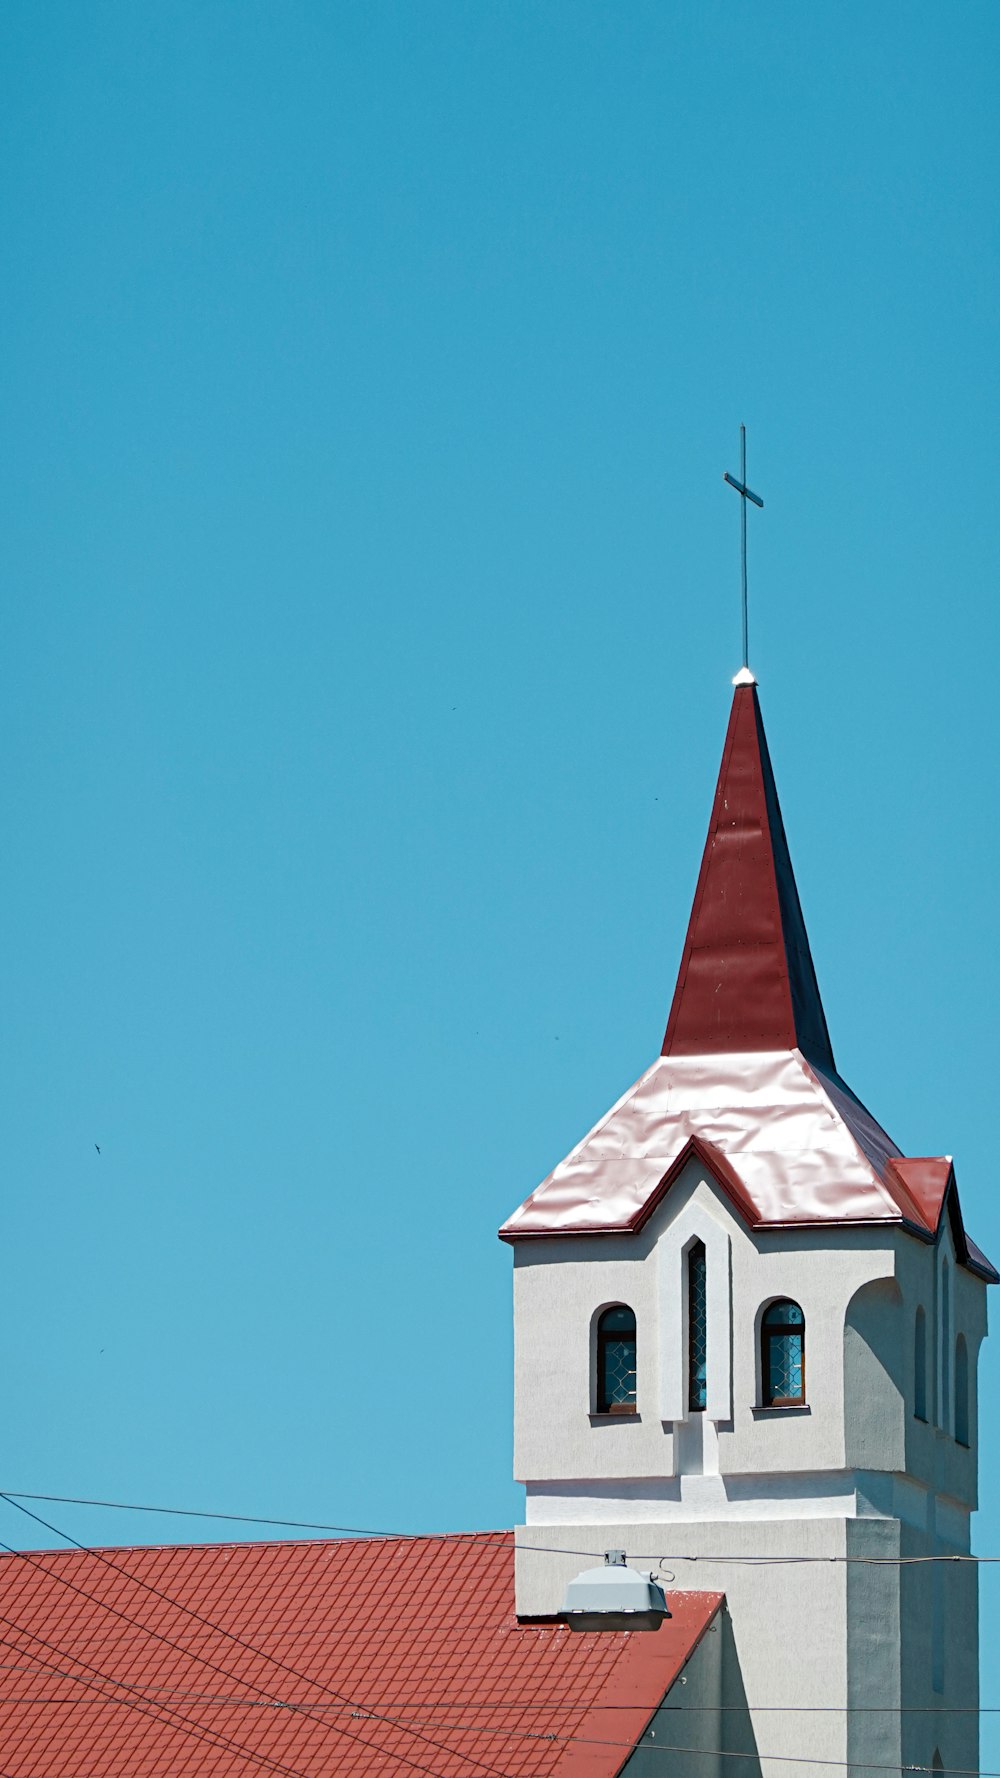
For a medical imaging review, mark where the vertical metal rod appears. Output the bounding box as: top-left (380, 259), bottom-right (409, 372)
top-left (740, 423), bottom-right (748, 669)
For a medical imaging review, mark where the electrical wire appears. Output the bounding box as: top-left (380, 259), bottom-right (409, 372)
top-left (0, 1489), bottom-right (427, 1540)
top-left (226, 1708), bottom-right (1000, 1777)
top-left (0, 1534), bottom-right (994, 1778)
top-left (2, 1646), bottom-right (994, 1778)
top-left (0, 1620), bottom-right (364, 1778)
top-left (0, 1609), bottom-right (486, 1778)
top-left (2, 1497), bottom-right (995, 1777)
top-left (3, 1620), bottom-right (995, 1777)
top-left (0, 1679), bottom-right (997, 1714)
top-left (600, 1552), bottom-right (994, 1569)
top-left (3, 1490), bottom-right (996, 1566)
top-left (0, 1495), bottom-right (515, 1778)
top-left (0, 1671), bottom-right (989, 1713)
top-left (237, 1712), bottom-right (1000, 1778)
top-left (0, 1608), bottom-right (519, 1778)
top-left (373, 1721), bottom-right (1000, 1777)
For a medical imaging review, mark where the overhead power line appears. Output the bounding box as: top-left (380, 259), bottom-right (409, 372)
top-left (243, 1708), bottom-right (1000, 1776)
top-left (0, 1584), bottom-right (475, 1778)
top-left (268, 1714), bottom-right (1000, 1777)
top-left (1, 1655), bottom-right (994, 1778)
top-left (0, 1494), bottom-right (514, 1778)
top-left (3, 1611), bottom-right (994, 1776)
top-left (0, 1488), bottom-right (418, 1539)
top-left (2, 1489), bottom-right (996, 1566)
top-left (0, 1619), bottom-right (349, 1778)
top-left (1, 1685), bottom-right (996, 1717)
top-left (0, 1500), bottom-right (993, 1778)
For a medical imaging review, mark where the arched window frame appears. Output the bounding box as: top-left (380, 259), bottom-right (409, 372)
top-left (914, 1305), bottom-right (928, 1422)
top-left (656, 1202), bottom-right (732, 1424)
top-left (760, 1298), bottom-right (806, 1408)
top-left (687, 1240), bottom-right (708, 1413)
top-left (594, 1304), bottom-right (638, 1415)
top-left (939, 1256), bottom-right (952, 1433)
top-left (954, 1333), bottom-right (970, 1447)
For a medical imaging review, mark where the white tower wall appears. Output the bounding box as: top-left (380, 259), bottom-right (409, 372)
top-left (511, 1156), bottom-right (987, 1777)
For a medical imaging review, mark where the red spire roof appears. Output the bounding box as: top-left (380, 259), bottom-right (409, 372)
top-left (662, 683), bottom-right (835, 1067)
top-left (500, 676), bottom-right (996, 1280)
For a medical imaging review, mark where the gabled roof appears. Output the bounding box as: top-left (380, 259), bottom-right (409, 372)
top-left (885, 1158), bottom-right (997, 1280)
top-left (662, 683), bottom-right (834, 1068)
top-left (0, 1530), bottom-right (722, 1778)
top-left (500, 683), bottom-right (995, 1280)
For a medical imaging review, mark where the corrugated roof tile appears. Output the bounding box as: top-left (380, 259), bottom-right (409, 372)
top-left (0, 1532), bottom-right (721, 1778)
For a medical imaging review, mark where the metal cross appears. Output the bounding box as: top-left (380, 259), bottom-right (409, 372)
top-left (724, 424), bottom-right (764, 674)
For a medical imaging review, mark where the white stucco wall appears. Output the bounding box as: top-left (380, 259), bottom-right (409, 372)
top-left (515, 1517), bottom-right (849, 1778)
top-left (509, 1152), bottom-right (988, 1777)
top-left (513, 1157), bottom-right (986, 1499)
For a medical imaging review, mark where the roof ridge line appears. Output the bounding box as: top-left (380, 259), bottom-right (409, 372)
top-left (796, 1053), bottom-right (903, 1220)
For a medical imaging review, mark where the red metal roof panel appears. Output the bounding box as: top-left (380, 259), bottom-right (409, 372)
top-left (662, 686), bottom-right (834, 1068)
top-left (884, 1157), bottom-right (953, 1233)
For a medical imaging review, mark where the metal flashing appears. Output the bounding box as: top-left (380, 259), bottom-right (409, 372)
top-left (499, 1050), bottom-right (992, 1279)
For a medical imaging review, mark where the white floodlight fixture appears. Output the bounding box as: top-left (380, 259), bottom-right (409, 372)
top-left (560, 1549), bottom-right (670, 1632)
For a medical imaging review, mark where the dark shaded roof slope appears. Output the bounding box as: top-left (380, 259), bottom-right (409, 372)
top-left (0, 1529), bottom-right (722, 1778)
top-left (662, 683), bottom-right (835, 1068)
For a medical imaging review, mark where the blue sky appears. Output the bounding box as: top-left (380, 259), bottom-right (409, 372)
top-left (2, 0), bottom-right (999, 1760)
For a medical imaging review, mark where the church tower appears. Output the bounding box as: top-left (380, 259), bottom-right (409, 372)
top-left (501, 678), bottom-right (994, 1777)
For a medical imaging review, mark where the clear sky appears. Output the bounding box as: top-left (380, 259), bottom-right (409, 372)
top-left (2, 0), bottom-right (999, 1760)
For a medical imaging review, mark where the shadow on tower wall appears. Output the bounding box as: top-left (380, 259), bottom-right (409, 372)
top-left (621, 1606), bottom-right (760, 1778)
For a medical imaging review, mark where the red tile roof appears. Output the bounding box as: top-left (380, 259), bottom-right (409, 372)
top-left (0, 1530), bottom-right (722, 1778)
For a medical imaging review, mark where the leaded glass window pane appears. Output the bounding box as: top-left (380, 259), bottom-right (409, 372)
top-left (597, 1305), bottom-right (636, 1412)
top-left (763, 1301), bottom-right (803, 1329)
top-left (769, 1333), bottom-right (803, 1400)
top-left (601, 1306), bottom-right (636, 1334)
top-left (761, 1298), bottom-right (806, 1406)
top-left (688, 1242), bottom-right (707, 1412)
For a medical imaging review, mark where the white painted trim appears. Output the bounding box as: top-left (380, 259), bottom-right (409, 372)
top-left (523, 1474), bottom-right (974, 1533)
top-left (526, 1471), bottom-right (855, 1524)
top-left (657, 1190), bottom-right (732, 1424)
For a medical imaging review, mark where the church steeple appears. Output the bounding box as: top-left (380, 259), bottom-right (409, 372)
top-left (662, 681), bottom-right (835, 1069)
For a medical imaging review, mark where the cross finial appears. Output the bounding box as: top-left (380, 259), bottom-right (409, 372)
top-left (724, 424), bottom-right (764, 682)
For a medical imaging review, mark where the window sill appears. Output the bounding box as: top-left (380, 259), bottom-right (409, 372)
top-left (751, 1403), bottom-right (811, 1418)
top-left (589, 1411), bottom-right (641, 1423)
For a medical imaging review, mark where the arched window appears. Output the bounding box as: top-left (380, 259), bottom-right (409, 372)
top-left (940, 1260), bottom-right (951, 1432)
top-left (955, 1334), bottom-right (970, 1446)
top-left (596, 1305), bottom-right (637, 1414)
top-left (761, 1299), bottom-right (806, 1407)
top-left (914, 1305), bottom-right (927, 1421)
top-left (687, 1242), bottom-right (707, 1411)
top-left (932, 1753), bottom-right (943, 1772)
